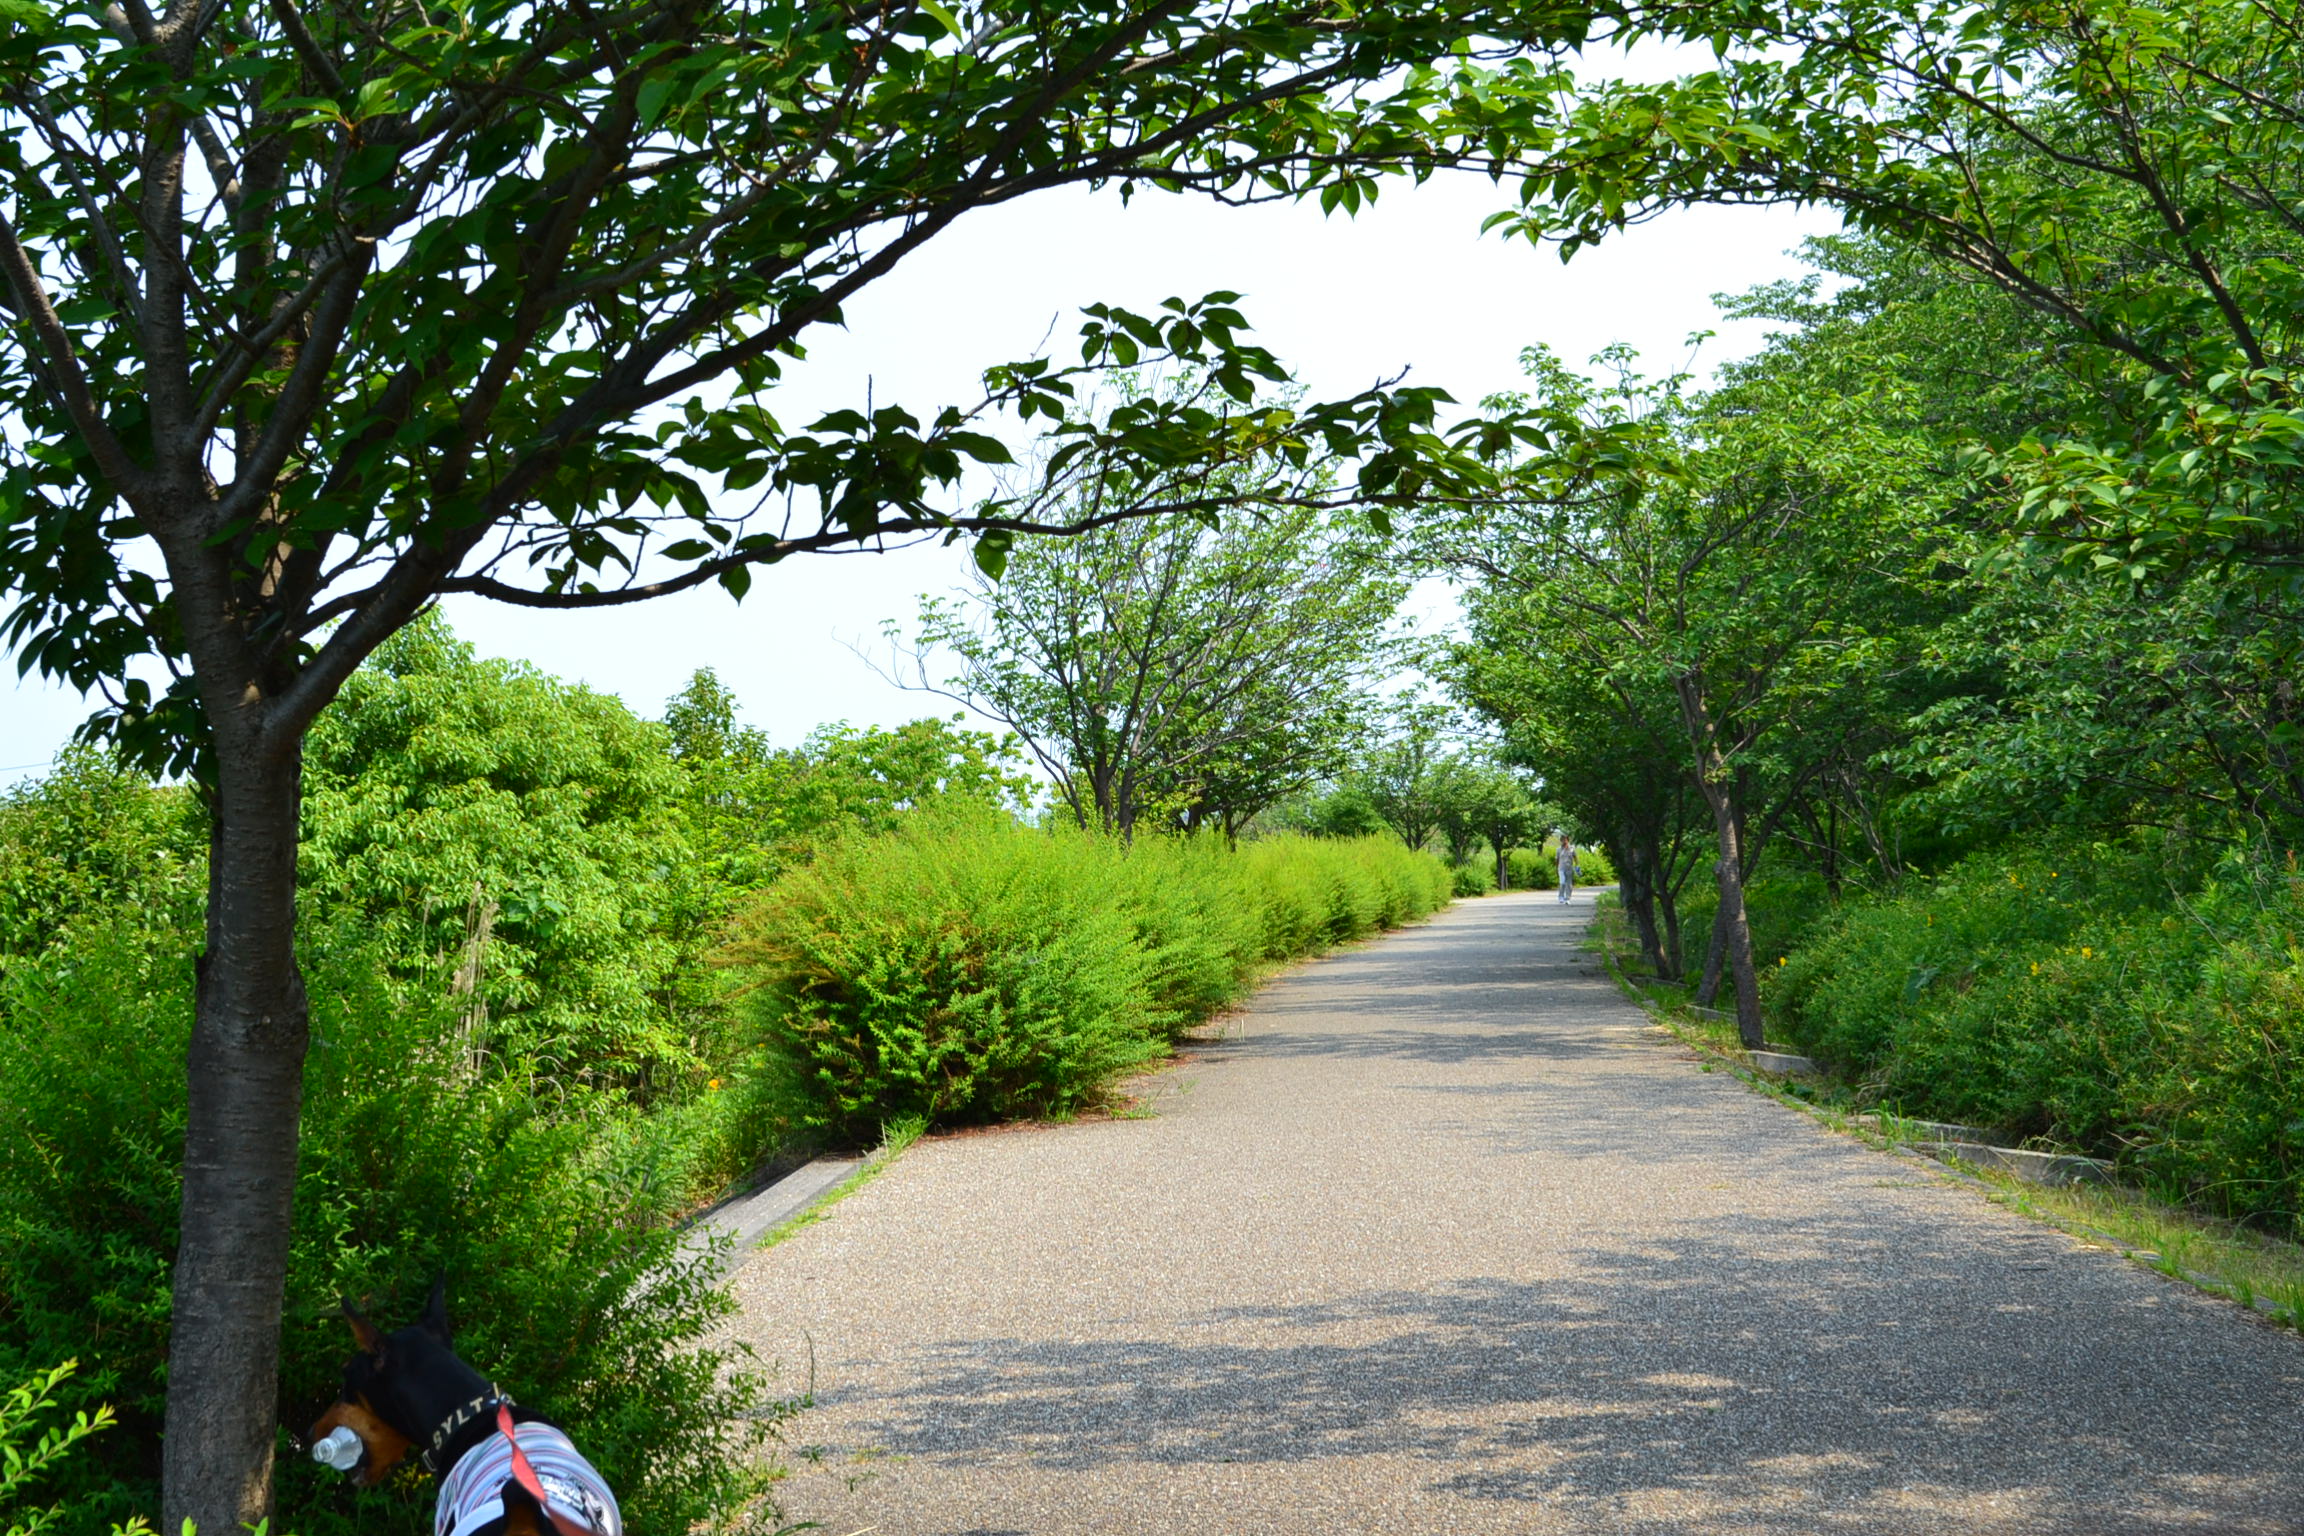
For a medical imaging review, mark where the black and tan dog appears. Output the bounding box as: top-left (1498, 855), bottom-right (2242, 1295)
top-left (309, 1279), bottom-right (621, 1536)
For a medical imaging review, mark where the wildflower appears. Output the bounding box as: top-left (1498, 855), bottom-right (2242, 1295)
top-left (2080, 947), bottom-right (2093, 959)
top-left (2030, 962), bottom-right (2039, 975)
top-left (708, 1078), bottom-right (723, 1091)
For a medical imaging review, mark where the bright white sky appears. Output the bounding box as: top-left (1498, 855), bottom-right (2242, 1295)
top-left (1, 145), bottom-right (1837, 786)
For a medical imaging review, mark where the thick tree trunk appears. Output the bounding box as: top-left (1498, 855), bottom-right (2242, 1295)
top-left (1693, 895), bottom-right (1731, 1006)
top-left (1658, 880), bottom-right (1684, 982)
top-left (1702, 803), bottom-right (1766, 1049)
top-left (1615, 822), bottom-right (1667, 975)
top-left (1675, 675), bottom-right (1764, 1048)
top-left (164, 743), bottom-right (311, 1535)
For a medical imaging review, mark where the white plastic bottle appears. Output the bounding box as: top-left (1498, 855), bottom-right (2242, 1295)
top-left (312, 1425), bottom-right (364, 1473)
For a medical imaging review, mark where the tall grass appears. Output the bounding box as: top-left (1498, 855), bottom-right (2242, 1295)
top-left (724, 813), bottom-right (1451, 1141)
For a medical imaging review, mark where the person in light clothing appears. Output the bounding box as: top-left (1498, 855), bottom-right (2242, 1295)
top-left (1556, 836), bottom-right (1578, 904)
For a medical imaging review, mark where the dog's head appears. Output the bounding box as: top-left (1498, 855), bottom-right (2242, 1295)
top-left (308, 1275), bottom-right (491, 1487)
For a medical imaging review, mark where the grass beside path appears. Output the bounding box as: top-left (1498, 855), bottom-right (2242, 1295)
top-left (1586, 897), bottom-right (2304, 1333)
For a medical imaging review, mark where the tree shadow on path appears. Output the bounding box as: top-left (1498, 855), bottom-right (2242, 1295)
top-left (834, 1216), bottom-right (2304, 1533)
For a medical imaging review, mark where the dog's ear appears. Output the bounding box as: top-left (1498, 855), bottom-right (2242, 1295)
top-left (341, 1298), bottom-right (385, 1357)
top-left (418, 1271), bottom-right (452, 1347)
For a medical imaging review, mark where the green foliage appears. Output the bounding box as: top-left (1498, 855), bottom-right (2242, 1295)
top-left (668, 667), bottom-right (1036, 893)
top-left (0, 753), bottom-right (204, 973)
top-left (1232, 834), bottom-right (1453, 959)
top-left (0, 916), bottom-right (787, 1536)
top-left (1263, 783), bottom-right (1388, 840)
top-left (727, 817), bottom-right (1449, 1142)
top-left (0, 1362), bottom-right (125, 1536)
top-left (1452, 861), bottom-right (1498, 897)
top-left (1572, 843), bottom-right (1617, 885)
top-left (724, 809), bottom-right (1170, 1140)
top-left (301, 618), bottom-right (709, 1088)
top-left (297, 628), bottom-right (1041, 1102)
top-left (1428, 756), bottom-right (1542, 871)
top-left (1764, 838), bottom-right (2304, 1235)
top-left (914, 495), bottom-right (1403, 838)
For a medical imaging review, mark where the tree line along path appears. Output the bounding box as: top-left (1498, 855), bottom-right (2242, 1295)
top-left (729, 892), bottom-right (2304, 1536)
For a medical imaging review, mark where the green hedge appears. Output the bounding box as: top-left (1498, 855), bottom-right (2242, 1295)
top-left (1451, 861), bottom-right (1498, 897)
top-left (725, 815), bottom-right (1451, 1141)
top-left (1763, 838), bottom-right (2304, 1236)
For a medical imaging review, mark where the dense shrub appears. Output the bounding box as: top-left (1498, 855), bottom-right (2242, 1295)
top-left (0, 918), bottom-right (785, 1536)
top-left (0, 754), bottom-right (204, 973)
top-left (727, 818), bottom-right (1451, 1141)
top-left (1762, 837), bottom-right (2304, 1235)
top-left (1452, 860), bottom-right (1498, 897)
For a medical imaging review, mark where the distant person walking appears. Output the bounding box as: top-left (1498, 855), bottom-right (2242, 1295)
top-left (1555, 836), bottom-right (1577, 904)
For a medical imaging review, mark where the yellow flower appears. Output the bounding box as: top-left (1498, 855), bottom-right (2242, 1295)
top-left (1777, 956), bottom-right (1786, 966)
top-left (707, 1078), bottom-right (722, 1091)
top-left (2030, 962), bottom-right (2039, 975)
top-left (2080, 947), bottom-right (2093, 959)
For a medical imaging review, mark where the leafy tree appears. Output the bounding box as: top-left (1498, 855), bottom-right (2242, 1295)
top-left (1429, 755), bottom-right (1544, 888)
top-left (299, 616), bottom-right (709, 1085)
top-left (1707, 233), bottom-right (2304, 857)
top-left (1262, 781), bottom-right (1390, 840)
top-left (1900, 563), bottom-right (2304, 843)
top-left (0, 753), bottom-right (205, 970)
top-left (1504, 0), bottom-right (2304, 578)
top-left (1429, 757), bottom-right (1493, 868)
top-left (0, 3), bottom-right (1615, 1517)
top-left (1454, 638), bottom-right (1705, 964)
top-left (1356, 696), bottom-right (1456, 852)
top-left (909, 500), bottom-right (1405, 838)
top-left (667, 667), bottom-right (1035, 887)
top-left (1436, 344), bottom-right (1947, 1044)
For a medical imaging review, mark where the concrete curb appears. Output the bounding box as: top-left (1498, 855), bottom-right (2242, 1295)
top-left (1916, 1140), bottom-right (2115, 1188)
top-left (1746, 1049), bottom-right (1819, 1077)
top-left (687, 1156), bottom-right (863, 1274)
top-left (1851, 1113), bottom-right (2002, 1143)
top-left (1844, 1114), bottom-right (2115, 1187)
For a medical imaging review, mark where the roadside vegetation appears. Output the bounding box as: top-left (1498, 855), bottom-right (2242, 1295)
top-left (0, 620), bottom-right (1448, 1534)
top-left (1593, 892), bottom-right (2304, 1331)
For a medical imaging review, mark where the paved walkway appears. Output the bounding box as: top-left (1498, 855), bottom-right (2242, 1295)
top-left (729, 892), bottom-right (2304, 1535)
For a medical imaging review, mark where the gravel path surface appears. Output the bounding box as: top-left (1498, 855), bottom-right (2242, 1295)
top-left (729, 891), bottom-right (2304, 1535)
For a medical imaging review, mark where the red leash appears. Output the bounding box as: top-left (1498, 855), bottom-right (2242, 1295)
top-left (496, 1402), bottom-right (592, 1536)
